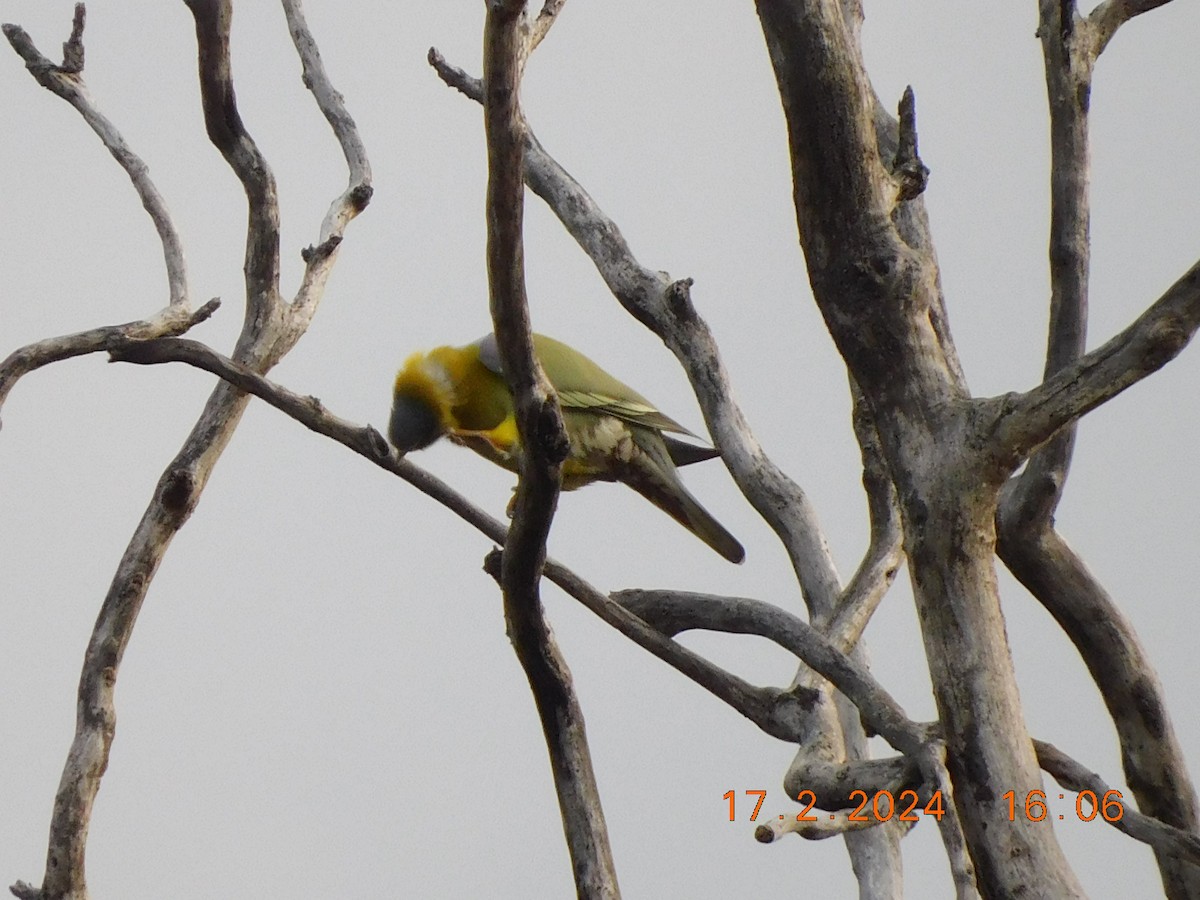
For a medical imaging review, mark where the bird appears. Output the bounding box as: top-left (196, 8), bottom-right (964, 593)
top-left (388, 332), bottom-right (745, 563)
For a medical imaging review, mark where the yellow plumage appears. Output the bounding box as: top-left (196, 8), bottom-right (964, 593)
top-left (389, 333), bottom-right (744, 563)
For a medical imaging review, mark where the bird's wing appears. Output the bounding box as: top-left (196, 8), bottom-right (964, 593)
top-left (474, 332), bottom-right (699, 436)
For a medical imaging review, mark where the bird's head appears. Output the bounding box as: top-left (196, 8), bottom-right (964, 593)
top-left (389, 350), bottom-right (453, 453)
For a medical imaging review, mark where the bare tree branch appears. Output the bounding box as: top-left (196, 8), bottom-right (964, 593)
top-left (479, 5), bottom-right (619, 896)
top-left (995, 3), bottom-right (1200, 468)
top-left (483, 0), bottom-right (562, 596)
top-left (0, 301), bottom-right (219, 419)
top-left (183, 0), bottom-right (281, 346)
top-left (754, 806), bottom-right (904, 843)
top-left (891, 86), bottom-right (928, 202)
top-left (110, 338), bottom-right (523, 543)
top-left (526, 0), bottom-right (567, 53)
top-left (825, 382), bottom-right (902, 647)
top-left (425, 48), bottom-right (843, 617)
top-left (994, 257), bottom-right (1200, 462)
top-left (5, 3), bottom-right (370, 896)
top-left (1036, 740), bottom-right (1200, 869)
top-left (280, 0), bottom-right (373, 337)
top-left (999, 525), bottom-right (1200, 895)
top-left (3, 6), bottom-right (189, 308)
top-left (995, 7), bottom-right (1200, 896)
top-left (1012, 0), bottom-right (1093, 524)
top-left (1089, 0), bottom-right (1175, 56)
top-left (613, 589), bottom-right (931, 756)
top-left (0, 5), bottom-right (213, 423)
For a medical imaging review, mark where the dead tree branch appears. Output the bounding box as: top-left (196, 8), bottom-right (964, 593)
top-left (1036, 740), bottom-right (1200, 869)
top-left (997, 14), bottom-right (1200, 890)
top-left (112, 337), bottom-right (823, 747)
top-left (425, 48), bottom-right (843, 615)
top-left (428, 36), bottom-right (916, 893)
top-left (5, 3), bottom-right (369, 898)
top-left (1089, 0), bottom-right (1176, 55)
top-left (3, 6), bottom-right (188, 309)
top-left (0, 4), bottom-right (203, 422)
top-left (0, 301), bottom-right (219, 419)
top-left (754, 0), bottom-right (1083, 893)
top-left (995, 258), bottom-right (1200, 465)
top-left (480, 4), bottom-right (618, 897)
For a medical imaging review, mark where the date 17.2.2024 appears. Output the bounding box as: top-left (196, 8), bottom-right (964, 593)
top-left (724, 789), bottom-right (946, 823)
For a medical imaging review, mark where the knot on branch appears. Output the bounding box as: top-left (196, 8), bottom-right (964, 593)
top-left (159, 467), bottom-right (197, 518)
top-left (366, 426), bottom-right (392, 461)
top-left (301, 234), bottom-right (342, 264)
top-left (536, 395), bottom-right (570, 465)
top-left (483, 547), bottom-right (504, 583)
top-left (786, 683), bottom-right (823, 711)
top-left (666, 278), bottom-right (697, 322)
top-left (349, 182), bottom-right (374, 212)
top-left (1141, 313), bottom-right (1192, 370)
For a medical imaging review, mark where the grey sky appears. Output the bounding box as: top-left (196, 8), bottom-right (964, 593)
top-left (2, 1), bottom-right (1197, 896)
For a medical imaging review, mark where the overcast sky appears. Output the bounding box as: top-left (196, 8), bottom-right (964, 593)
top-left (2, 1), bottom-right (1198, 896)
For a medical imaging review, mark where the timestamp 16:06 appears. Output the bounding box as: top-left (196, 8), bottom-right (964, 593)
top-left (1003, 789), bottom-right (1125, 822)
top-left (725, 788), bottom-right (1125, 824)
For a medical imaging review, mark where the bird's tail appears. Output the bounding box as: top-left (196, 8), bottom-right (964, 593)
top-left (629, 433), bottom-right (745, 564)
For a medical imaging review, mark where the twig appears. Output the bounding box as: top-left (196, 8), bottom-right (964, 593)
top-left (3, 5), bottom-right (189, 308)
top-left (755, 807), bottom-right (893, 843)
top-left (526, 0), bottom-right (567, 52)
top-left (1089, 0), bottom-right (1175, 55)
top-left (892, 86), bottom-right (928, 201)
top-left (994, 256), bottom-right (1200, 462)
top-left (280, 0), bottom-right (372, 336)
top-left (60, 3), bottom-right (85, 73)
top-left (1035, 740), bottom-right (1200, 868)
top-left (0, 301), bottom-right (219, 419)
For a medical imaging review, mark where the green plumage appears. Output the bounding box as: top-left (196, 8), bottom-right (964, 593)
top-left (391, 333), bottom-right (745, 563)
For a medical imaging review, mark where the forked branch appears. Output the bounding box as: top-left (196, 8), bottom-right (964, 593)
top-left (5, 3), bottom-right (369, 898)
top-left (479, 3), bottom-right (619, 898)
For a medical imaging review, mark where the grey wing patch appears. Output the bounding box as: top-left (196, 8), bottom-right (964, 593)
top-left (474, 333), bottom-right (502, 374)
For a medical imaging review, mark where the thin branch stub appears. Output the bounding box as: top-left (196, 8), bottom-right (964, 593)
top-left (60, 3), bottom-right (86, 73)
top-left (893, 86), bottom-right (929, 201)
